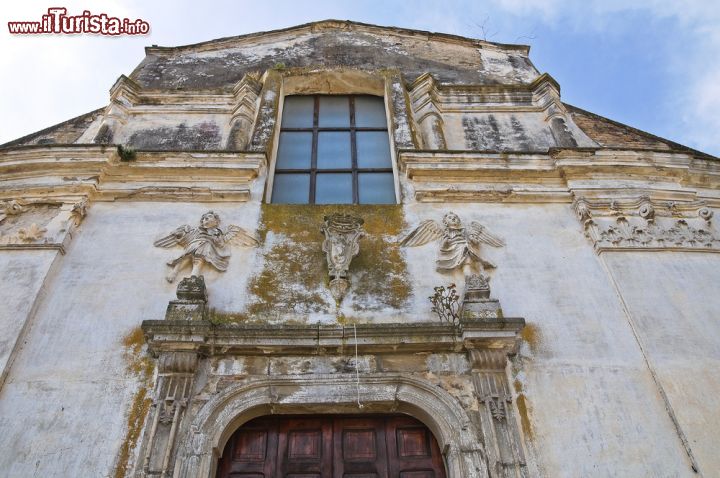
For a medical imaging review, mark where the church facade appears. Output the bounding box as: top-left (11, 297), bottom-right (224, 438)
top-left (0, 20), bottom-right (718, 478)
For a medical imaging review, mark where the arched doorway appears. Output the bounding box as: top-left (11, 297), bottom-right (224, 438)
top-left (174, 375), bottom-right (487, 477)
top-left (216, 414), bottom-right (447, 478)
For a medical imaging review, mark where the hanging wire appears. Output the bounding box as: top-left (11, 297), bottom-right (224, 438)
top-left (353, 324), bottom-right (363, 409)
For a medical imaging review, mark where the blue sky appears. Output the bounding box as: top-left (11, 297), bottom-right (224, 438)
top-left (2, 0), bottom-right (719, 156)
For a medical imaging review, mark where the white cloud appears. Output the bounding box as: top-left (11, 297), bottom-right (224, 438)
top-left (1, 0), bottom-right (718, 155)
top-left (484, 0), bottom-right (720, 154)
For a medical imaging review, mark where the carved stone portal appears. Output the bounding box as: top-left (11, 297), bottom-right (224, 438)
top-left (320, 213), bottom-right (365, 303)
top-left (154, 211), bottom-right (259, 283)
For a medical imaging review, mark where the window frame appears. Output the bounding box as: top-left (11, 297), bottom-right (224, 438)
top-left (271, 94), bottom-right (395, 205)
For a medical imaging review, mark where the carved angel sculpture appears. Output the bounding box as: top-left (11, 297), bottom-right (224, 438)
top-left (400, 212), bottom-right (504, 274)
top-left (153, 211), bottom-right (259, 282)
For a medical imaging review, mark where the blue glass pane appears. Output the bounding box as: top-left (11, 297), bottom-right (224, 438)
top-left (355, 96), bottom-right (387, 127)
top-left (281, 96), bottom-right (314, 128)
top-left (275, 132), bottom-right (312, 169)
top-left (357, 132), bottom-right (392, 168)
top-left (358, 173), bottom-right (396, 204)
top-left (271, 174), bottom-right (310, 204)
top-left (316, 173), bottom-right (353, 204)
top-left (318, 96), bottom-right (350, 127)
top-left (317, 132), bottom-right (351, 169)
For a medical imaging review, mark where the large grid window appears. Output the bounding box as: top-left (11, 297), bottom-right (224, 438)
top-left (270, 95), bottom-right (396, 204)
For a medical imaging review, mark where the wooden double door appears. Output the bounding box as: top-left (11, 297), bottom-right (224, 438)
top-left (216, 415), bottom-right (447, 478)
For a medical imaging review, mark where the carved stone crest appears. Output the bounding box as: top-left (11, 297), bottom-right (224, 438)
top-left (320, 213), bottom-right (365, 303)
top-left (400, 212), bottom-right (504, 275)
top-left (154, 211), bottom-right (259, 282)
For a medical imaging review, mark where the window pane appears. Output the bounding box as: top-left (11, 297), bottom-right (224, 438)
top-left (275, 132), bottom-right (312, 169)
top-left (357, 131), bottom-right (392, 168)
top-left (317, 132), bottom-right (351, 169)
top-left (355, 96), bottom-right (387, 127)
top-left (318, 96), bottom-right (350, 127)
top-left (358, 173), bottom-right (396, 204)
top-left (316, 173), bottom-right (353, 204)
top-left (281, 96), bottom-right (314, 128)
top-left (271, 174), bottom-right (310, 204)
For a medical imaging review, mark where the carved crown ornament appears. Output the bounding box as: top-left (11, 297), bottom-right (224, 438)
top-left (573, 196), bottom-right (719, 252)
top-left (153, 211), bottom-right (259, 283)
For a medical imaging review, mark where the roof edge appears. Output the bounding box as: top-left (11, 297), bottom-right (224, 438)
top-left (565, 103), bottom-right (717, 161)
top-left (143, 19), bottom-right (531, 56)
top-left (0, 107), bottom-right (105, 150)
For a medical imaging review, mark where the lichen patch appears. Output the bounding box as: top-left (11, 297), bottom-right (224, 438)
top-left (243, 204), bottom-right (410, 322)
top-left (114, 327), bottom-right (155, 478)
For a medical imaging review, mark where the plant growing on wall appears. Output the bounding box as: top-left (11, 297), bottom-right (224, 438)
top-left (117, 144), bottom-right (136, 161)
top-left (429, 283), bottom-right (460, 326)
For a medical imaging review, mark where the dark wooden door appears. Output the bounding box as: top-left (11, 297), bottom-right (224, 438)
top-left (216, 415), bottom-right (447, 478)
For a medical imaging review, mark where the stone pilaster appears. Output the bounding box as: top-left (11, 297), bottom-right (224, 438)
top-left (138, 352), bottom-right (199, 477)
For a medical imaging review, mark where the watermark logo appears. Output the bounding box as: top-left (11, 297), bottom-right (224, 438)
top-left (8, 8), bottom-right (150, 35)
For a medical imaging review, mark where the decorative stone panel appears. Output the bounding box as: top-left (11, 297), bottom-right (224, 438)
top-left (574, 196), bottom-right (720, 253)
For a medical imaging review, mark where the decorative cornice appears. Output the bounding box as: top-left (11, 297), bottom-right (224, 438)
top-left (398, 149), bottom-right (720, 204)
top-left (141, 319), bottom-right (525, 357)
top-left (407, 72), bottom-right (562, 114)
top-left (109, 74), bottom-right (238, 114)
top-left (573, 196), bottom-right (719, 252)
top-left (0, 145), bottom-right (266, 202)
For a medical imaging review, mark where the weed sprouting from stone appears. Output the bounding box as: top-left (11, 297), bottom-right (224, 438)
top-left (429, 283), bottom-right (460, 326)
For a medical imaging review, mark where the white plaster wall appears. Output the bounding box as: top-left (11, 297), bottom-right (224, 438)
top-left (0, 200), bottom-right (711, 477)
top-left (403, 203), bottom-right (696, 477)
top-left (0, 250), bottom-right (57, 381)
top-left (603, 252), bottom-right (720, 474)
top-left (0, 201), bottom-right (261, 477)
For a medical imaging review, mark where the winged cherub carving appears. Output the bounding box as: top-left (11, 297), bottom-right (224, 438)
top-left (154, 211), bottom-right (259, 282)
top-left (400, 212), bottom-right (504, 274)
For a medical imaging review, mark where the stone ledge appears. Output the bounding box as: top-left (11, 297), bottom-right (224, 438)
top-left (0, 145), bottom-right (266, 202)
top-left (141, 319), bottom-right (525, 357)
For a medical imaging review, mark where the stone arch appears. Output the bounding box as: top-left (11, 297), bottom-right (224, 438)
top-left (173, 374), bottom-right (488, 478)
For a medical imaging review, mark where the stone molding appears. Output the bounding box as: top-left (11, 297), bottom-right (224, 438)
top-left (0, 146), bottom-right (266, 202)
top-left (398, 148), bottom-right (720, 204)
top-left (141, 319), bottom-right (525, 358)
top-left (407, 72), bottom-right (562, 114)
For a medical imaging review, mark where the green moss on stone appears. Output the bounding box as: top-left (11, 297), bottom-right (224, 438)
top-left (245, 204), bottom-right (411, 319)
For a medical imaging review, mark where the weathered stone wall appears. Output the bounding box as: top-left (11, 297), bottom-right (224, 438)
top-left (0, 198), bottom-right (717, 476)
top-left (1, 20), bottom-right (718, 478)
